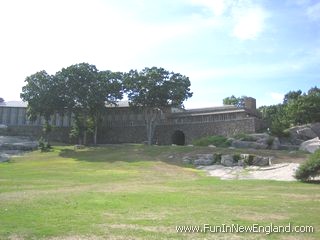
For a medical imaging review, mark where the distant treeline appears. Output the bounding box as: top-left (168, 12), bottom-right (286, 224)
top-left (223, 86), bottom-right (320, 136)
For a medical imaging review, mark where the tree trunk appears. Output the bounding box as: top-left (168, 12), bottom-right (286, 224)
top-left (144, 108), bottom-right (162, 146)
top-left (83, 131), bottom-right (87, 146)
top-left (83, 113), bottom-right (87, 145)
top-left (94, 117), bottom-right (98, 145)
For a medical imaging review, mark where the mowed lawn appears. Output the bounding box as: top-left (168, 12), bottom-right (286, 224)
top-left (0, 145), bottom-right (319, 240)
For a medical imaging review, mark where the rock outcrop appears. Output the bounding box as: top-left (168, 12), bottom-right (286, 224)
top-left (299, 137), bottom-right (320, 153)
top-left (0, 136), bottom-right (38, 162)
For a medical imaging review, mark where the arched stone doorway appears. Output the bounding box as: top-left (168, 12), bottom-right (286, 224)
top-left (172, 130), bottom-right (185, 145)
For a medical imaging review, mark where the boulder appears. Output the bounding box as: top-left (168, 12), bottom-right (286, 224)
top-left (296, 127), bottom-right (318, 140)
top-left (279, 144), bottom-right (300, 151)
top-left (0, 153), bottom-right (9, 162)
top-left (221, 155), bottom-right (234, 167)
top-left (299, 137), bottom-right (320, 153)
top-left (249, 133), bottom-right (270, 141)
top-left (231, 140), bottom-right (268, 149)
top-left (289, 125), bottom-right (318, 141)
top-left (271, 137), bottom-right (281, 150)
top-left (252, 156), bottom-right (270, 166)
top-left (237, 159), bottom-right (244, 167)
top-left (311, 123), bottom-right (320, 137)
top-left (193, 154), bottom-right (214, 166)
top-left (0, 136), bottom-right (38, 151)
top-left (182, 156), bottom-right (192, 164)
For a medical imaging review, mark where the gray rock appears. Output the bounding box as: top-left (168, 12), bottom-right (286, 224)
top-left (271, 137), bottom-right (281, 150)
top-left (289, 125), bottom-right (318, 141)
top-left (182, 156), bottom-right (192, 164)
top-left (0, 136), bottom-right (38, 153)
top-left (279, 144), bottom-right (300, 151)
top-left (296, 127), bottom-right (318, 140)
top-left (208, 144), bottom-right (216, 148)
top-left (231, 140), bottom-right (268, 149)
top-left (240, 154), bottom-right (250, 160)
top-left (221, 154), bottom-right (234, 166)
top-left (193, 154), bottom-right (214, 166)
top-left (299, 137), bottom-right (320, 153)
top-left (252, 156), bottom-right (270, 166)
top-left (0, 124), bottom-right (7, 129)
top-left (0, 153), bottom-right (10, 162)
top-left (238, 159), bottom-right (244, 167)
top-left (249, 133), bottom-right (270, 141)
top-left (194, 158), bottom-right (214, 166)
top-left (311, 123), bottom-right (320, 136)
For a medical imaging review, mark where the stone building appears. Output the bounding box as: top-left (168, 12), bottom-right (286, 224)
top-left (0, 97), bottom-right (264, 145)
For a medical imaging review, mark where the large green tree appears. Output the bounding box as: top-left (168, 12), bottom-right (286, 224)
top-left (223, 95), bottom-right (246, 108)
top-left (259, 86), bottom-right (320, 136)
top-left (124, 67), bottom-right (192, 145)
top-left (20, 70), bottom-right (66, 138)
top-left (56, 63), bottom-right (123, 145)
top-left (21, 63), bottom-right (123, 145)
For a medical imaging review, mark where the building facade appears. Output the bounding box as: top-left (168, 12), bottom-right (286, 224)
top-left (0, 98), bottom-right (264, 145)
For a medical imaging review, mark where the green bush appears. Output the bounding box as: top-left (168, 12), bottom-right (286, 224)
top-left (213, 153), bottom-right (222, 164)
top-left (243, 154), bottom-right (255, 166)
top-left (38, 137), bottom-right (51, 152)
top-left (192, 135), bottom-right (231, 147)
top-left (233, 133), bottom-right (255, 142)
top-left (233, 154), bottom-right (241, 162)
top-left (295, 149), bottom-right (320, 181)
top-left (266, 136), bottom-right (274, 148)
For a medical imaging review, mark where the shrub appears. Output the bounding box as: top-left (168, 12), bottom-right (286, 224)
top-left (233, 133), bottom-right (255, 142)
top-left (243, 154), bottom-right (255, 166)
top-left (295, 149), bottom-right (320, 181)
top-left (192, 135), bottom-right (231, 147)
top-left (266, 136), bottom-right (274, 148)
top-left (213, 153), bottom-right (222, 164)
top-left (38, 137), bottom-right (51, 152)
top-left (233, 154), bottom-right (241, 162)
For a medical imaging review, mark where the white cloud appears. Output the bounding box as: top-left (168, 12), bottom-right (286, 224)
top-left (232, 6), bottom-right (268, 40)
top-left (189, 0), bottom-right (269, 40)
top-left (270, 92), bottom-right (284, 102)
top-left (0, 0), bottom-right (196, 100)
top-left (307, 2), bottom-right (320, 21)
top-left (187, 60), bottom-right (306, 81)
top-left (190, 0), bottom-right (231, 16)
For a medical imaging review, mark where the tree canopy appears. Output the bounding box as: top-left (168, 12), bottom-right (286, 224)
top-left (258, 86), bottom-right (320, 136)
top-left (124, 66), bottom-right (192, 145)
top-left (124, 67), bottom-right (192, 108)
top-left (223, 95), bottom-right (246, 108)
top-left (20, 70), bottom-right (65, 123)
top-left (21, 63), bottom-right (124, 145)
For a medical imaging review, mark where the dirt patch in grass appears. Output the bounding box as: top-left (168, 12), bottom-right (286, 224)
top-left (238, 212), bottom-right (289, 221)
top-left (47, 236), bottom-right (103, 240)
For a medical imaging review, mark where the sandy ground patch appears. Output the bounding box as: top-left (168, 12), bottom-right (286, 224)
top-left (200, 163), bottom-right (300, 181)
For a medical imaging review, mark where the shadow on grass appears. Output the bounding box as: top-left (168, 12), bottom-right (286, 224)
top-left (302, 180), bottom-right (320, 184)
top-left (58, 144), bottom-right (193, 167)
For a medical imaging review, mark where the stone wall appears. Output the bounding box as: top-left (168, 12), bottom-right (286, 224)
top-left (0, 125), bottom-right (71, 142)
top-left (0, 106), bottom-right (72, 127)
top-left (155, 117), bottom-right (258, 145)
top-left (0, 104), bottom-right (264, 145)
top-left (96, 117), bottom-right (259, 145)
top-left (98, 125), bottom-right (146, 144)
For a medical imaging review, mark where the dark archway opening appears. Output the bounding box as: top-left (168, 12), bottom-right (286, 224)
top-left (172, 130), bottom-right (185, 146)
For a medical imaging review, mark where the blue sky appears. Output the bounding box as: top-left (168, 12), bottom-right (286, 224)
top-left (0, 0), bottom-right (319, 108)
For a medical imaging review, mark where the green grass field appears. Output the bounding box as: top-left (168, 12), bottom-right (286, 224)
top-left (0, 144), bottom-right (319, 239)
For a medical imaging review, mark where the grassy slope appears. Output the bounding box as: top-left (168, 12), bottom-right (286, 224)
top-left (0, 145), bottom-right (319, 240)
